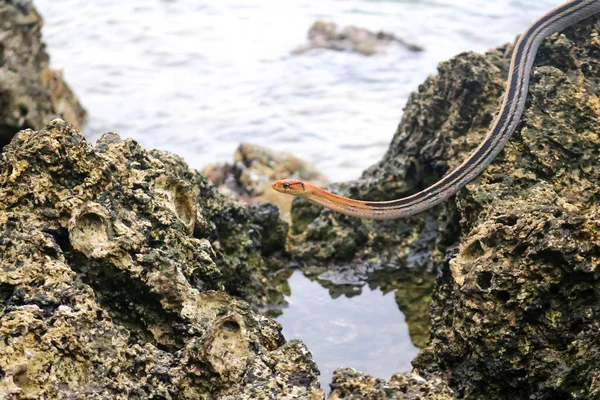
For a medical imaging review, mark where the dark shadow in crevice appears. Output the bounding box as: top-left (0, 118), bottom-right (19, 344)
top-left (0, 284), bottom-right (15, 314)
top-left (66, 248), bottom-right (189, 352)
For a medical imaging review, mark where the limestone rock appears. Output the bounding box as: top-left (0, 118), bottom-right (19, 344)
top-left (327, 368), bottom-right (452, 399)
top-left (413, 16), bottom-right (600, 399)
top-left (0, 120), bottom-right (321, 399)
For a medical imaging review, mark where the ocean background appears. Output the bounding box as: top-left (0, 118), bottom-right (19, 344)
top-left (36, 0), bottom-right (562, 182)
top-left (35, 0), bottom-right (564, 389)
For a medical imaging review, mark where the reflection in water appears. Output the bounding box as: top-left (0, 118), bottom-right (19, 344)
top-left (276, 270), bottom-right (424, 391)
top-left (371, 267), bottom-right (435, 349)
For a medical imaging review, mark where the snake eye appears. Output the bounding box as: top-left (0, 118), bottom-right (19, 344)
top-left (283, 182), bottom-right (291, 190)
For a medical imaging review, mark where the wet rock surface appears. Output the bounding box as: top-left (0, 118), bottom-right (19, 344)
top-left (294, 20), bottom-right (423, 56)
top-left (0, 120), bottom-right (321, 399)
top-left (0, 0), bottom-right (86, 148)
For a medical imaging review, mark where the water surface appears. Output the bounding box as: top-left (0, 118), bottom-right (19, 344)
top-left (276, 271), bottom-right (420, 390)
top-left (37, 0), bottom-right (563, 181)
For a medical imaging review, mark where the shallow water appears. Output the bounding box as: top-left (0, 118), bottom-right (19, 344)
top-left (36, 0), bottom-right (565, 389)
top-left (276, 270), bottom-right (420, 390)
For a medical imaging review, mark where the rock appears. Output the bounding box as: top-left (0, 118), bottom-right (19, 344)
top-left (412, 17), bottom-right (600, 399)
top-left (0, 0), bottom-right (87, 149)
top-left (149, 149), bottom-right (290, 309)
top-left (0, 120), bottom-right (322, 399)
top-left (327, 368), bottom-right (452, 399)
top-left (203, 143), bottom-right (328, 221)
top-left (286, 8), bottom-right (600, 400)
top-left (293, 20), bottom-right (423, 56)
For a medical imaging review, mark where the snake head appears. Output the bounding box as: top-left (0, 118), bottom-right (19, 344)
top-left (271, 179), bottom-right (308, 196)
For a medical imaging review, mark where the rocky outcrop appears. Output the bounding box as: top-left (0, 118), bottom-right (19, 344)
top-left (286, 10), bottom-right (600, 400)
top-left (2, 2), bottom-right (599, 398)
top-left (0, 0), bottom-right (87, 149)
top-left (294, 21), bottom-right (423, 56)
top-left (413, 17), bottom-right (600, 400)
top-left (0, 120), bottom-right (321, 399)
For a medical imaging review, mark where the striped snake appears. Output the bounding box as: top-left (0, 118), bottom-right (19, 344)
top-left (272, 0), bottom-right (600, 219)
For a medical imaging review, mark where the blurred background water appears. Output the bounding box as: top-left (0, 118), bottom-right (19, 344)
top-left (37, 0), bottom-right (562, 182)
top-left (36, 0), bottom-right (564, 389)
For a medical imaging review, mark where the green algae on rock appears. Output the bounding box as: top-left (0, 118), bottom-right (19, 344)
top-left (0, 0), bottom-right (87, 148)
top-left (0, 120), bottom-right (322, 399)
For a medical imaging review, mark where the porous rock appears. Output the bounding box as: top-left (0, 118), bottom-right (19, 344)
top-left (327, 368), bottom-right (452, 400)
top-left (413, 16), bottom-right (600, 400)
top-left (0, 0), bottom-right (87, 148)
top-left (0, 120), bottom-right (321, 399)
top-left (288, 10), bottom-right (600, 400)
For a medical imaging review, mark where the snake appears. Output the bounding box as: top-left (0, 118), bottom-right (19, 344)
top-left (271, 0), bottom-right (600, 219)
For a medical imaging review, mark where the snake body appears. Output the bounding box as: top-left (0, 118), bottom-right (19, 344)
top-left (272, 0), bottom-right (600, 219)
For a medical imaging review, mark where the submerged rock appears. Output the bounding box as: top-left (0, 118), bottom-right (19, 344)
top-left (0, 120), bottom-right (321, 399)
top-left (294, 20), bottom-right (423, 56)
top-left (0, 0), bottom-right (87, 148)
